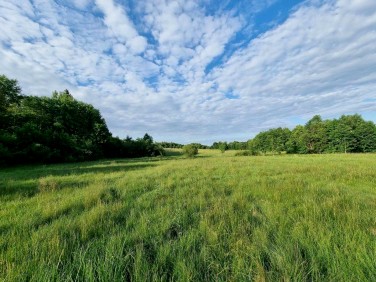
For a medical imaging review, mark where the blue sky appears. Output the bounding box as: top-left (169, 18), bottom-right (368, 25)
top-left (1, 0), bottom-right (375, 144)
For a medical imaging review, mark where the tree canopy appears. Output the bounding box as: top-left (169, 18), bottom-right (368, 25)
top-left (0, 75), bottom-right (163, 165)
top-left (248, 115), bottom-right (376, 154)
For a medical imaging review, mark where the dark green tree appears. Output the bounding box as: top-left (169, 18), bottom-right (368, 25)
top-left (304, 115), bottom-right (327, 153)
top-left (247, 127), bottom-right (291, 154)
top-left (0, 75), bottom-right (22, 109)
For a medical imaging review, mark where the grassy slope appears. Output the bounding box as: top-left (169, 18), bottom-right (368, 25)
top-left (0, 150), bottom-right (375, 281)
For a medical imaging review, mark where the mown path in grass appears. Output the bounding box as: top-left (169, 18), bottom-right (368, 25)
top-left (1, 151), bottom-right (375, 281)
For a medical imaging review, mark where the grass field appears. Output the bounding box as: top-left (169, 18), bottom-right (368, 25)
top-left (1, 150), bottom-right (375, 281)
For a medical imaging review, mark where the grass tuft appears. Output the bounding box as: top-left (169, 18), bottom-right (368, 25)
top-left (99, 188), bottom-right (121, 205)
top-left (38, 176), bottom-right (60, 192)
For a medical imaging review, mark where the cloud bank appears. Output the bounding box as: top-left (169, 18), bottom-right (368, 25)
top-left (0, 0), bottom-right (375, 144)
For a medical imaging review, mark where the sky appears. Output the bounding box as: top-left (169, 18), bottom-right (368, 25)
top-left (1, 0), bottom-right (376, 144)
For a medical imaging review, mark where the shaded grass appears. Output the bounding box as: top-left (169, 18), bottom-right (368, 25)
top-left (0, 151), bottom-right (375, 281)
top-left (0, 162), bottom-right (156, 198)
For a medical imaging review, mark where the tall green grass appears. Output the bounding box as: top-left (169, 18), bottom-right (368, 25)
top-left (1, 151), bottom-right (375, 281)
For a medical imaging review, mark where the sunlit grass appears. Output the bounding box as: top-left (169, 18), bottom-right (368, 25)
top-left (1, 151), bottom-right (375, 281)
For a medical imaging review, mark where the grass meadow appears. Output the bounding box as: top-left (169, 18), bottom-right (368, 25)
top-left (0, 150), bottom-right (375, 281)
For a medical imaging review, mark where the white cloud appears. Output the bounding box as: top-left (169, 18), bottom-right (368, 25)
top-left (95, 0), bottom-right (147, 54)
top-left (72, 0), bottom-right (91, 10)
top-left (337, 0), bottom-right (376, 13)
top-left (209, 0), bottom-right (376, 128)
top-left (0, 0), bottom-right (375, 144)
top-left (139, 0), bottom-right (242, 77)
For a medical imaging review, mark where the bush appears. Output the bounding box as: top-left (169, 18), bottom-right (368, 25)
top-left (235, 150), bottom-right (259, 156)
top-left (152, 144), bottom-right (166, 157)
top-left (218, 143), bottom-right (227, 153)
top-left (182, 144), bottom-right (199, 157)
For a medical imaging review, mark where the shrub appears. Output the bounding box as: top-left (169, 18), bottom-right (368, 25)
top-left (153, 144), bottom-right (166, 157)
top-left (218, 143), bottom-right (227, 153)
top-left (182, 144), bottom-right (199, 157)
top-left (235, 150), bottom-right (259, 156)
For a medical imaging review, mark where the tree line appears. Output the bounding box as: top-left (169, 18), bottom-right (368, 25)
top-left (247, 115), bottom-right (376, 154)
top-left (154, 115), bottom-right (376, 155)
top-left (157, 142), bottom-right (211, 149)
top-left (156, 142), bottom-right (184, 149)
top-left (211, 141), bottom-right (247, 151)
top-left (0, 75), bottom-right (164, 165)
top-left (158, 141), bottom-right (248, 151)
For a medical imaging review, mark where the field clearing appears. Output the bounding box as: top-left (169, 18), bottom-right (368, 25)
top-left (1, 151), bottom-right (376, 281)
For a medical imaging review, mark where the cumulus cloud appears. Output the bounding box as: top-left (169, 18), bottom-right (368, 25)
top-left (139, 0), bottom-right (242, 78)
top-left (210, 0), bottom-right (376, 124)
top-left (0, 0), bottom-right (375, 143)
top-left (71, 0), bottom-right (91, 10)
top-left (95, 0), bottom-right (147, 54)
